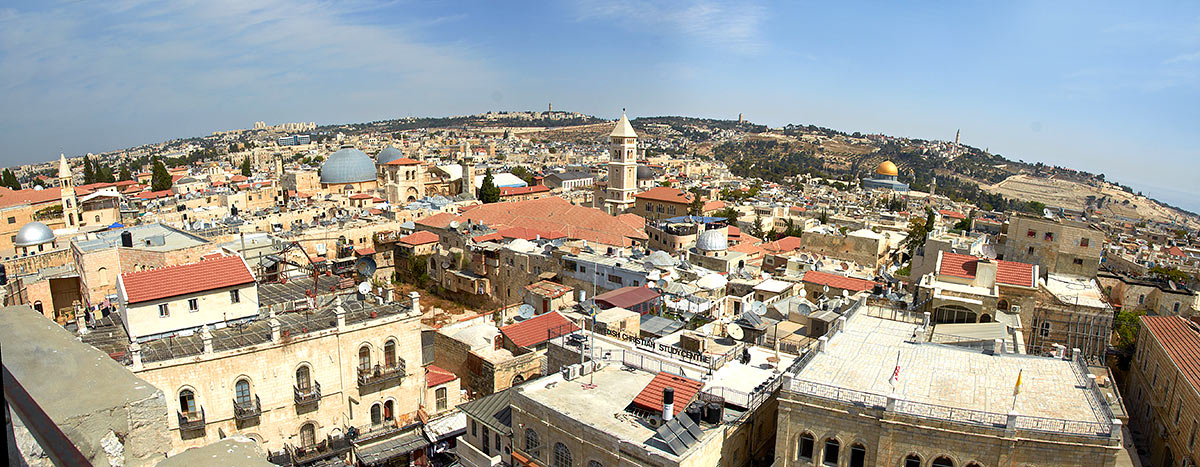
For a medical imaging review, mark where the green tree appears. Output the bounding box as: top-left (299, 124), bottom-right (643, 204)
top-left (688, 194), bottom-right (704, 216)
top-left (118, 164), bottom-right (132, 182)
top-left (1024, 201), bottom-right (1046, 214)
top-left (1, 169), bottom-right (20, 190)
top-left (82, 155), bottom-right (95, 184)
top-left (478, 169), bottom-right (500, 203)
top-left (510, 166), bottom-right (535, 185)
top-left (714, 206), bottom-right (739, 225)
top-left (96, 165), bottom-right (115, 183)
top-left (240, 157), bottom-right (252, 177)
top-left (150, 157), bottom-right (172, 191)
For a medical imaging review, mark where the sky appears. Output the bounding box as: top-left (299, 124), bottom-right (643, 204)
top-left (1, 1), bottom-right (1197, 211)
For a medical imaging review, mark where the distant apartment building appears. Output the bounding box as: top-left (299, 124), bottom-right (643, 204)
top-left (277, 134), bottom-right (311, 146)
top-left (999, 213), bottom-right (1103, 277)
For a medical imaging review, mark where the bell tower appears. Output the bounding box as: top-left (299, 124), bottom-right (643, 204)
top-left (58, 154), bottom-right (79, 228)
top-left (605, 111), bottom-right (638, 214)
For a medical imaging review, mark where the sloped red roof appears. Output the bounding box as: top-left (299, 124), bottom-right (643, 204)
top-left (500, 311), bottom-right (577, 348)
top-left (348, 193), bottom-right (373, 200)
top-left (399, 230), bottom-right (439, 246)
top-left (762, 236), bottom-right (803, 253)
top-left (594, 286), bottom-right (660, 309)
top-left (135, 189), bottom-right (173, 200)
top-left (633, 186), bottom-right (692, 204)
top-left (1167, 246), bottom-right (1186, 257)
top-left (120, 255), bottom-right (254, 304)
top-left (631, 372), bottom-right (703, 416)
top-left (384, 157), bottom-right (421, 166)
top-left (938, 252), bottom-right (1035, 288)
top-left (0, 186), bottom-right (64, 208)
top-left (939, 209), bottom-right (966, 220)
top-left (425, 364), bottom-right (458, 388)
top-left (702, 200), bottom-right (725, 211)
top-left (802, 270), bottom-right (878, 292)
top-left (417, 196), bottom-right (646, 247)
top-left (1141, 316), bottom-right (1200, 393)
top-left (230, 175), bottom-right (248, 182)
top-left (499, 185), bottom-right (550, 196)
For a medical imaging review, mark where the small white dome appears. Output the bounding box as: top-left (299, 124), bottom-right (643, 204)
top-left (696, 229), bottom-right (728, 251)
top-left (14, 222), bottom-right (55, 247)
top-left (697, 273), bottom-right (728, 290)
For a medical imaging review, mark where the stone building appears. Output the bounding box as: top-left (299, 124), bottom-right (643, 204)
top-left (634, 186), bottom-right (695, 222)
top-left (72, 223), bottom-right (214, 309)
top-left (775, 301), bottom-right (1127, 466)
top-left (999, 213), bottom-right (1103, 278)
top-left (798, 225), bottom-right (893, 270)
top-left (603, 112), bottom-right (639, 215)
top-left (115, 254), bottom-right (259, 342)
top-left (1127, 316), bottom-right (1200, 467)
top-left (915, 251), bottom-right (1038, 325)
top-left (378, 155), bottom-right (425, 204)
top-left (433, 319), bottom-right (546, 398)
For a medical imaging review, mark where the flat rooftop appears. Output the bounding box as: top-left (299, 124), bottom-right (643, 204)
top-left (1042, 274), bottom-right (1111, 310)
top-left (74, 223), bottom-right (209, 253)
top-left (794, 310), bottom-right (1110, 434)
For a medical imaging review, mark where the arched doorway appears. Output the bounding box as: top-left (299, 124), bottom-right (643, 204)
top-left (933, 304), bottom-right (977, 324)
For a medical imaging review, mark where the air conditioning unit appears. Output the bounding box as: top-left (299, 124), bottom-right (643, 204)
top-left (563, 363), bottom-right (582, 381)
top-left (1011, 305), bottom-right (1021, 314)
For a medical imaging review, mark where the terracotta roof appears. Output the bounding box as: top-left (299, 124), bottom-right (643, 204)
top-left (500, 311), bottom-right (577, 348)
top-left (419, 196), bottom-right (646, 247)
top-left (702, 200), bottom-right (726, 212)
top-left (939, 209), bottom-right (966, 220)
top-left (119, 255), bottom-right (255, 304)
top-left (631, 372), bottom-right (703, 416)
top-left (398, 230), bottom-right (439, 246)
top-left (348, 193), bottom-right (373, 200)
top-left (499, 185), bottom-right (550, 196)
top-left (762, 236), bottom-right (803, 253)
top-left (230, 175), bottom-right (248, 182)
top-left (1141, 316), bottom-right (1200, 393)
top-left (415, 212), bottom-right (458, 229)
top-left (594, 286), bottom-right (660, 310)
top-left (1167, 246), bottom-right (1186, 257)
top-left (0, 186), bottom-right (64, 208)
top-left (425, 364), bottom-right (458, 388)
top-left (355, 247), bottom-right (376, 256)
top-left (801, 270), bottom-right (878, 292)
top-left (384, 157), bottom-right (421, 166)
top-left (938, 251), bottom-right (1035, 288)
top-left (135, 190), bottom-right (173, 200)
top-left (633, 187), bottom-right (692, 204)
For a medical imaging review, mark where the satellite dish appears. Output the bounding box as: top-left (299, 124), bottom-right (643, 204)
top-left (822, 285), bottom-right (831, 294)
top-left (842, 289), bottom-right (850, 298)
top-left (517, 304), bottom-right (535, 320)
top-left (355, 256), bottom-right (377, 277)
top-left (751, 301), bottom-right (767, 315)
top-left (357, 281), bottom-right (371, 295)
top-left (449, 220), bottom-right (460, 229)
top-left (727, 323), bottom-right (744, 340)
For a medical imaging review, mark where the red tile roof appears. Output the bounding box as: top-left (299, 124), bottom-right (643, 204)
top-left (230, 175), bottom-right (248, 182)
top-left (938, 252), bottom-right (1035, 288)
top-left (802, 270), bottom-right (878, 292)
top-left (119, 255), bottom-right (255, 304)
top-left (135, 189), bottom-right (173, 200)
top-left (355, 247), bottom-right (376, 256)
top-left (398, 230), bottom-right (439, 246)
top-left (418, 197), bottom-right (646, 247)
top-left (384, 157), bottom-right (421, 166)
top-left (500, 311), bottom-right (577, 348)
top-left (499, 185), bottom-right (550, 197)
top-left (348, 193), bottom-right (373, 200)
top-left (761, 236), bottom-right (803, 253)
top-left (633, 187), bottom-right (693, 204)
top-left (702, 200), bottom-right (725, 212)
top-left (1167, 246), bottom-right (1186, 257)
top-left (939, 210), bottom-right (966, 220)
top-left (1141, 316), bottom-right (1200, 393)
top-left (594, 286), bottom-right (661, 310)
top-left (0, 186), bottom-right (64, 208)
top-left (631, 372), bottom-right (703, 417)
top-left (425, 364), bottom-right (458, 388)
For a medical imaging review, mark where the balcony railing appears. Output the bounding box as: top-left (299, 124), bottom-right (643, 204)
top-left (233, 395), bottom-right (261, 421)
top-left (294, 381), bottom-right (321, 406)
top-left (357, 361), bottom-right (406, 387)
top-left (177, 408), bottom-right (205, 431)
top-left (354, 420), bottom-right (402, 444)
top-left (286, 435), bottom-right (352, 465)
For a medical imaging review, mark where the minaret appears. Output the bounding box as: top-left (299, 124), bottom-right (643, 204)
top-left (954, 129), bottom-right (960, 145)
top-left (461, 141), bottom-right (475, 197)
top-left (605, 111), bottom-right (638, 215)
top-left (58, 154), bottom-right (79, 228)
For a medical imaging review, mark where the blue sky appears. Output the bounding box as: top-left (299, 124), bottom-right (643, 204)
top-left (1, 1), bottom-right (1197, 211)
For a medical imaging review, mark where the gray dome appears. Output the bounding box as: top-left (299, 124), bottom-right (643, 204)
top-left (696, 229), bottom-right (728, 251)
top-left (320, 146), bottom-right (376, 185)
top-left (14, 222), bottom-right (54, 247)
top-left (376, 146), bottom-right (404, 166)
top-left (636, 165), bottom-right (654, 180)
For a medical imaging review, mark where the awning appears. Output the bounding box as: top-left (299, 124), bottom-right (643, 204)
top-left (355, 428), bottom-right (430, 465)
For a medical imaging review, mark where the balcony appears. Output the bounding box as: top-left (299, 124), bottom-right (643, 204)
top-left (279, 435), bottom-right (352, 466)
top-left (233, 395), bottom-right (261, 421)
top-left (357, 361), bottom-right (406, 387)
top-left (177, 408), bottom-right (205, 431)
top-left (294, 381), bottom-right (321, 406)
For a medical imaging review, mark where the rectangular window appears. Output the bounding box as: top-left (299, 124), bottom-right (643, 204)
top-left (1073, 258), bottom-right (1084, 265)
top-left (1190, 420), bottom-right (1197, 448)
top-left (230, 289), bottom-right (240, 303)
top-left (1027, 246), bottom-right (1035, 255)
top-left (188, 298), bottom-right (199, 312)
top-left (482, 426), bottom-right (490, 454)
top-left (608, 274), bottom-right (622, 284)
top-left (6, 217), bottom-right (14, 224)
top-left (1027, 229), bottom-right (1036, 237)
top-left (158, 304), bottom-right (169, 317)
top-left (1080, 238), bottom-right (1090, 247)
top-left (471, 419), bottom-right (476, 437)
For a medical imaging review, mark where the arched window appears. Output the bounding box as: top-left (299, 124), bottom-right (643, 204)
top-left (512, 374), bottom-right (525, 386)
top-left (904, 454), bottom-right (922, 467)
top-left (384, 400), bottom-right (394, 421)
top-left (235, 379), bottom-right (251, 406)
top-left (996, 298), bottom-right (1009, 311)
top-left (932, 456), bottom-right (955, 467)
top-left (849, 443), bottom-right (866, 467)
top-left (300, 423), bottom-right (316, 447)
top-left (797, 433), bottom-right (815, 460)
top-left (358, 345), bottom-right (371, 372)
top-left (384, 340), bottom-right (397, 367)
top-left (587, 461), bottom-right (602, 467)
top-left (179, 389), bottom-right (197, 414)
top-left (822, 438), bottom-right (839, 467)
top-left (296, 365), bottom-right (311, 390)
top-left (370, 403), bottom-right (382, 425)
top-left (525, 429), bottom-right (540, 456)
top-left (553, 442), bottom-right (572, 467)
top-left (436, 387), bottom-right (448, 411)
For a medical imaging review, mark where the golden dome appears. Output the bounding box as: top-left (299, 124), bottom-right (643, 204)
top-left (876, 160), bottom-right (898, 177)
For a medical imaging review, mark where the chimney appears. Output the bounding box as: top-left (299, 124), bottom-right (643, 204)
top-left (409, 291), bottom-right (420, 313)
top-left (974, 258), bottom-right (998, 288)
top-left (662, 387), bottom-right (675, 422)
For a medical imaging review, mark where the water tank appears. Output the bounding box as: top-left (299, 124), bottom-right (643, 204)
top-left (121, 231), bottom-right (133, 248)
top-left (686, 403), bottom-right (702, 425)
top-left (703, 402), bottom-right (722, 424)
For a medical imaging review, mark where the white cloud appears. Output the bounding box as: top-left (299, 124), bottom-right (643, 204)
top-left (1164, 51), bottom-right (1200, 64)
top-left (571, 0), bottom-right (767, 54)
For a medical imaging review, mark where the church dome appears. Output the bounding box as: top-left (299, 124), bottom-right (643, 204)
top-left (14, 222), bottom-right (55, 247)
top-left (696, 229), bottom-right (728, 252)
top-left (320, 146), bottom-right (376, 185)
top-left (876, 160), bottom-right (898, 177)
top-left (376, 146), bottom-right (404, 166)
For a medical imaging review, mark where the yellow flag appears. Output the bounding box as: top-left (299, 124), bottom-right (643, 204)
top-left (1013, 369), bottom-right (1023, 396)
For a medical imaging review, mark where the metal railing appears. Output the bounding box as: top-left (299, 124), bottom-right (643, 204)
top-left (177, 408), bottom-right (205, 431)
top-left (284, 435), bottom-right (352, 465)
top-left (294, 381), bottom-right (321, 405)
top-left (233, 395), bottom-right (261, 421)
top-left (358, 360), bottom-right (406, 387)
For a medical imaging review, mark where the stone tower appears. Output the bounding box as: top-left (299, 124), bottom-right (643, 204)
top-left (605, 111), bottom-right (638, 215)
top-left (461, 140), bottom-right (475, 197)
top-left (58, 154), bottom-right (79, 228)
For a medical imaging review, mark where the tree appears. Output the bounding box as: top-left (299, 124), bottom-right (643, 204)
top-left (82, 155), bottom-right (95, 184)
top-left (1, 169), bottom-right (20, 190)
top-left (478, 169), bottom-right (500, 203)
top-left (1024, 201), bottom-right (1047, 214)
top-left (240, 157), bottom-right (252, 177)
top-left (714, 206), bottom-right (739, 225)
top-left (150, 157), bottom-right (172, 191)
top-left (510, 166), bottom-right (535, 185)
top-left (118, 164), bottom-right (132, 182)
top-left (96, 165), bottom-right (115, 183)
top-left (688, 194), bottom-right (704, 216)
